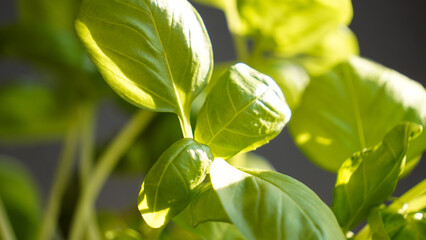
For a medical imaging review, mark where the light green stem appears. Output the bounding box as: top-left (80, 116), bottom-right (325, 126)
top-left (178, 110), bottom-right (193, 139)
top-left (37, 118), bottom-right (79, 240)
top-left (69, 110), bottom-right (155, 240)
top-left (78, 104), bottom-right (102, 240)
top-left (232, 34), bottom-right (249, 62)
top-left (0, 196), bottom-right (16, 240)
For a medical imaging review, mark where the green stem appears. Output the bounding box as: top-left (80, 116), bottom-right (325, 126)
top-left (78, 103), bottom-right (102, 240)
top-left (178, 110), bottom-right (193, 138)
top-left (0, 196), bottom-right (16, 240)
top-left (232, 34), bottom-right (249, 62)
top-left (37, 116), bottom-right (79, 240)
top-left (69, 110), bottom-right (156, 240)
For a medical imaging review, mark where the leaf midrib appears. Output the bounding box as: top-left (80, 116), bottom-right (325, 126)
top-left (151, 141), bottom-right (193, 213)
top-left (343, 66), bottom-right (367, 149)
top-left (206, 84), bottom-right (272, 146)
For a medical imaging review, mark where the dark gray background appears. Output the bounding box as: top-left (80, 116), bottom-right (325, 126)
top-left (0, 0), bottom-right (425, 211)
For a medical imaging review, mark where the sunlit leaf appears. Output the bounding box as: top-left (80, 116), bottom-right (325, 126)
top-left (76, 0), bottom-right (213, 119)
top-left (210, 158), bottom-right (345, 240)
top-left (228, 152), bottom-right (275, 171)
top-left (195, 63), bottom-right (291, 159)
top-left (236, 0), bottom-right (352, 55)
top-left (0, 156), bottom-right (41, 240)
top-left (290, 56), bottom-right (426, 172)
top-left (332, 122), bottom-right (422, 231)
top-left (292, 26), bottom-right (359, 76)
top-left (138, 139), bottom-right (213, 228)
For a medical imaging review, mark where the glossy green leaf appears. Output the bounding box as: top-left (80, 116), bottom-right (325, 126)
top-left (290, 56), bottom-right (426, 172)
top-left (138, 138), bottom-right (213, 228)
top-left (292, 26), bottom-right (359, 76)
top-left (0, 156), bottom-right (41, 240)
top-left (76, 0), bottom-right (213, 118)
top-left (236, 0), bottom-right (352, 55)
top-left (228, 152), bottom-right (275, 171)
top-left (210, 158), bottom-right (345, 240)
top-left (190, 183), bottom-right (231, 227)
top-left (195, 63), bottom-right (291, 159)
top-left (0, 83), bottom-right (68, 143)
top-left (332, 122), bottom-right (422, 231)
top-left (251, 59), bottom-right (310, 110)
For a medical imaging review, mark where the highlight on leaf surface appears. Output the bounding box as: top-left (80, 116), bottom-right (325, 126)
top-left (210, 158), bottom-right (345, 240)
top-left (290, 56), bottom-right (426, 172)
top-left (195, 63), bottom-right (291, 159)
top-left (138, 138), bottom-right (213, 228)
top-left (331, 122), bottom-right (423, 231)
top-left (75, 0), bottom-right (213, 116)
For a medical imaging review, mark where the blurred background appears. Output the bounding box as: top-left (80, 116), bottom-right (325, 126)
top-left (0, 0), bottom-right (425, 213)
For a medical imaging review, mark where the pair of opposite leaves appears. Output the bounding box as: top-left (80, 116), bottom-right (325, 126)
top-left (137, 61), bottom-right (291, 228)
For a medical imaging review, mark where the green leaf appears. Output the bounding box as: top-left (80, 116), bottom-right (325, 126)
top-left (331, 122), bottom-right (422, 231)
top-left (251, 59), bottom-right (310, 110)
top-left (195, 63), bottom-right (291, 159)
top-left (190, 183), bottom-right (231, 227)
top-left (0, 156), bottom-right (41, 240)
top-left (292, 26), bottom-right (359, 76)
top-left (368, 207), bottom-right (406, 240)
top-left (104, 228), bottom-right (144, 240)
top-left (236, 0), bottom-right (353, 55)
top-left (138, 138), bottom-right (213, 228)
top-left (361, 180), bottom-right (426, 240)
top-left (174, 206), bottom-right (244, 240)
top-left (0, 82), bottom-right (68, 143)
top-left (392, 212), bottom-right (426, 240)
top-left (210, 158), bottom-right (345, 240)
top-left (290, 56), bottom-right (426, 172)
top-left (228, 152), bottom-right (275, 171)
top-left (76, 0), bottom-right (213, 119)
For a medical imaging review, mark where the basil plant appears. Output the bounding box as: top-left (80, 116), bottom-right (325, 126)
top-left (0, 0), bottom-right (424, 239)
